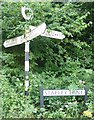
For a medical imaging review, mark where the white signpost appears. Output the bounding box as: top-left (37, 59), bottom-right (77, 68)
top-left (3, 4), bottom-right (65, 96)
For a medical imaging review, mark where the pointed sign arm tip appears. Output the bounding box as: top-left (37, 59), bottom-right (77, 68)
top-left (3, 22), bottom-right (46, 48)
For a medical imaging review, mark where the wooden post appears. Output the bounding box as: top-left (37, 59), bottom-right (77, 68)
top-left (40, 87), bottom-right (44, 108)
top-left (84, 87), bottom-right (88, 109)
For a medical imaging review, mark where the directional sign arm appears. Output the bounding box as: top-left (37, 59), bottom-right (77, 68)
top-left (3, 23), bottom-right (65, 48)
top-left (29, 25), bottom-right (65, 40)
top-left (3, 35), bottom-right (25, 48)
top-left (41, 29), bottom-right (65, 40)
top-left (25, 23), bottom-right (46, 41)
top-left (3, 23), bottom-right (46, 48)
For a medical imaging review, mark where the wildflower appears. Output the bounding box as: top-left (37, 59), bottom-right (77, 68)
top-left (79, 80), bottom-right (83, 84)
top-left (83, 110), bottom-right (92, 118)
top-left (59, 108), bottom-right (63, 111)
top-left (79, 80), bottom-right (85, 84)
top-left (17, 78), bottom-right (19, 81)
top-left (65, 105), bottom-right (68, 108)
top-left (83, 81), bottom-right (85, 84)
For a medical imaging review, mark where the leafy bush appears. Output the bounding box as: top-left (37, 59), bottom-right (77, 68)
top-left (1, 1), bottom-right (93, 119)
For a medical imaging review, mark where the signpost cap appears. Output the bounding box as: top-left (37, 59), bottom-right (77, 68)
top-left (21, 6), bottom-right (33, 20)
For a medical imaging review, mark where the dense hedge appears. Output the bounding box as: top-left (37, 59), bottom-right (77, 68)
top-left (1, 1), bottom-right (93, 119)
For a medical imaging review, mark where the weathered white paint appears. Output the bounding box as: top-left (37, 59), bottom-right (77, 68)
top-left (21, 6), bottom-right (33, 20)
top-left (41, 29), bottom-right (65, 39)
top-left (29, 25), bottom-right (65, 40)
top-left (25, 22), bottom-right (46, 41)
top-left (43, 90), bottom-right (85, 96)
top-left (3, 35), bottom-right (25, 48)
top-left (25, 41), bottom-right (29, 52)
top-left (25, 61), bottom-right (29, 71)
top-left (3, 23), bottom-right (46, 48)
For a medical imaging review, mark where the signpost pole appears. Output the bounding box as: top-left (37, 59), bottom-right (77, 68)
top-left (25, 41), bottom-right (30, 96)
top-left (84, 87), bottom-right (88, 109)
top-left (40, 87), bottom-right (44, 108)
top-left (20, 1), bottom-right (33, 96)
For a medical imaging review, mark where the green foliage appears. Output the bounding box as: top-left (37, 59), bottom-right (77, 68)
top-left (1, 1), bottom-right (93, 119)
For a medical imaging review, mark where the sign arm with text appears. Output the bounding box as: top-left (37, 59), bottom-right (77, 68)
top-left (29, 25), bottom-right (65, 40)
top-left (3, 23), bottom-right (46, 48)
top-left (40, 87), bottom-right (88, 108)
